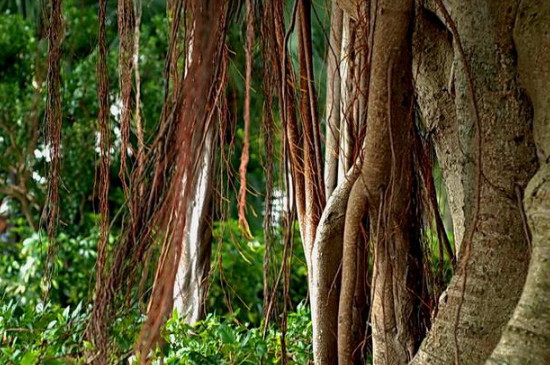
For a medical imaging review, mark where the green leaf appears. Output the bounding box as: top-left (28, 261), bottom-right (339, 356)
top-left (43, 360), bottom-right (66, 365)
top-left (47, 320), bottom-right (57, 329)
top-left (218, 324), bottom-right (236, 344)
top-left (255, 342), bottom-right (267, 357)
top-left (20, 351), bottom-right (38, 365)
top-left (62, 306), bottom-right (70, 320)
top-left (72, 301), bottom-right (83, 319)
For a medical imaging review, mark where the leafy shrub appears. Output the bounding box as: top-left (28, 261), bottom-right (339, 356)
top-left (0, 301), bottom-right (88, 365)
top-left (153, 302), bottom-right (312, 365)
top-left (0, 300), bottom-right (313, 365)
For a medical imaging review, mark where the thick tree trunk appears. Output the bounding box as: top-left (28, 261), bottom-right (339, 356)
top-left (410, 1), bottom-right (538, 363)
top-left (487, 163), bottom-right (550, 364)
top-left (338, 1), bottom-right (422, 364)
top-left (329, 0), bottom-right (546, 363)
top-left (488, 1), bottom-right (550, 363)
top-left (173, 127), bottom-right (215, 324)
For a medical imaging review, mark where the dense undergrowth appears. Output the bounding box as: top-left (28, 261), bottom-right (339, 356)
top-left (0, 299), bottom-right (312, 364)
top-left (0, 221), bottom-right (312, 364)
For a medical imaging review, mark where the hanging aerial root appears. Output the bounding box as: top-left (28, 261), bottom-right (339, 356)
top-left (237, 0), bottom-right (255, 240)
top-left (43, 0), bottom-right (63, 283)
top-left (297, 0), bottom-right (326, 226)
top-left (258, 0), bottom-right (284, 330)
top-left (261, 105), bottom-right (276, 325)
top-left (133, 0), bottom-right (144, 197)
top-left (86, 0), bottom-right (111, 361)
top-left (88, 0), bottom-right (182, 360)
top-left (118, 0), bottom-right (136, 208)
top-left (280, 169), bottom-right (297, 365)
top-left (134, 1), bottom-right (229, 362)
top-left (324, 2), bottom-right (343, 198)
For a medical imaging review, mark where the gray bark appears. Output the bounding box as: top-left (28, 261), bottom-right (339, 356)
top-left (410, 0), bottom-right (538, 363)
top-left (488, 1), bottom-right (550, 363)
top-left (413, 9), bottom-right (466, 253)
top-left (487, 163), bottom-right (550, 365)
top-left (338, 15), bottom-right (354, 183)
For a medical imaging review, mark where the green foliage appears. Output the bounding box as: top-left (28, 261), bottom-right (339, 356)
top-left (155, 303), bottom-right (312, 365)
top-left (0, 12), bottom-right (34, 77)
top-left (209, 220), bottom-right (265, 324)
top-left (425, 229), bottom-right (454, 283)
top-left (0, 224), bottom-right (98, 307)
top-left (0, 13), bottom-right (37, 198)
top-left (0, 300), bottom-right (88, 365)
top-left (0, 300), bottom-right (313, 365)
top-left (0, 1), bottom-right (170, 233)
top-left (0, 219), bottom-right (312, 362)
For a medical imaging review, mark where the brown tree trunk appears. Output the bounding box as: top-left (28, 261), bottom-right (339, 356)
top-left (311, 172), bottom-right (357, 365)
top-left (325, 3), bottom-right (344, 199)
top-left (338, 1), bottom-right (422, 364)
top-left (316, 0), bottom-right (547, 363)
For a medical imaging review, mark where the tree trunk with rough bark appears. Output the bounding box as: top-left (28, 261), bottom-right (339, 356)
top-left (413, 9), bottom-right (465, 253)
top-left (488, 1), bottom-right (550, 363)
top-left (331, 0), bottom-right (545, 363)
top-left (409, 1), bottom-right (538, 363)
